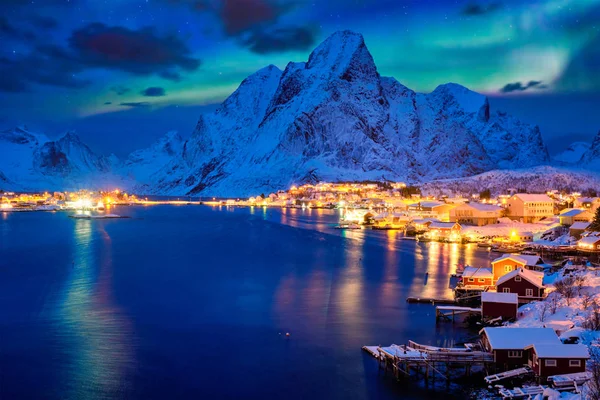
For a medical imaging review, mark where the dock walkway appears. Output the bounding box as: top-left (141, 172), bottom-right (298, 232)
top-left (484, 366), bottom-right (532, 383)
top-left (435, 306), bottom-right (481, 322)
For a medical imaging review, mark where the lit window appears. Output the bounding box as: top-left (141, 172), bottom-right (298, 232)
top-left (569, 360), bottom-right (581, 367)
top-left (479, 278), bottom-right (485, 282)
top-left (468, 278), bottom-right (474, 283)
top-left (545, 359), bottom-right (557, 367)
top-left (505, 265), bottom-right (512, 272)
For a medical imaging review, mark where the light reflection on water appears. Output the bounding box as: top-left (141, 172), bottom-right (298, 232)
top-left (54, 219), bottom-right (135, 399)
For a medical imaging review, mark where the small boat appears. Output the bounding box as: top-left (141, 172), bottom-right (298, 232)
top-left (335, 223), bottom-right (362, 230)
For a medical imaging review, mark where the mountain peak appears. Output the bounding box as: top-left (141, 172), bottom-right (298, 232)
top-left (60, 131), bottom-right (82, 143)
top-left (306, 30), bottom-right (375, 79)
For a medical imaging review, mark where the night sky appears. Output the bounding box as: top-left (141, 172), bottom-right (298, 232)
top-left (1, 0), bottom-right (599, 156)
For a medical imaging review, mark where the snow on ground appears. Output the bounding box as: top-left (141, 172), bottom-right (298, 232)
top-left (462, 217), bottom-right (559, 239)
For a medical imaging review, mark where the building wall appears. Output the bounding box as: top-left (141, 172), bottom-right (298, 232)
top-left (494, 349), bottom-right (530, 370)
top-left (463, 277), bottom-right (493, 287)
top-left (492, 259), bottom-right (526, 282)
top-left (506, 196), bottom-right (554, 223)
top-left (481, 302), bottom-right (517, 319)
top-left (531, 357), bottom-right (587, 377)
top-left (497, 277), bottom-right (543, 298)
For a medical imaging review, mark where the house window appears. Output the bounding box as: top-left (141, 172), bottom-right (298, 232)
top-left (526, 289), bottom-right (533, 297)
top-left (468, 278), bottom-right (474, 283)
top-left (515, 276), bottom-right (522, 282)
top-left (545, 359), bottom-right (557, 367)
top-left (505, 265), bottom-right (512, 272)
top-left (569, 360), bottom-right (581, 367)
top-left (503, 288), bottom-right (510, 293)
top-left (508, 351), bottom-right (522, 358)
top-left (479, 278), bottom-right (486, 282)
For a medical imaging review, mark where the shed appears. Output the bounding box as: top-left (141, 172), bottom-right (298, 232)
top-left (481, 292), bottom-right (518, 320)
top-left (526, 344), bottom-right (589, 378)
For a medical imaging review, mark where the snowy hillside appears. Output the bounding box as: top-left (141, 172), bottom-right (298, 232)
top-left (0, 126), bottom-right (124, 192)
top-left (420, 166), bottom-right (600, 197)
top-left (145, 30), bottom-right (551, 197)
top-left (2, 31), bottom-right (599, 197)
top-left (554, 142), bottom-right (590, 164)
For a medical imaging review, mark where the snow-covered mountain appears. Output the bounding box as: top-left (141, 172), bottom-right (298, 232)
top-left (554, 142), bottom-right (590, 164)
top-left (3, 31), bottom-right (598, 197)
top-left (121, 131), bottom-right (183, 185)
top-left (581, 131), bottom-right (600, 168)
top-left (145, 30), bottom-right (550, 197)
top-left (0, 126), bottom-right (122, 191)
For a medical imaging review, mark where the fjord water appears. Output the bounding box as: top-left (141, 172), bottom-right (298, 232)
top-left (0, 206), bottom-right (492, 399)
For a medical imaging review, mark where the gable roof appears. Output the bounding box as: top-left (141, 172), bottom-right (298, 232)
top-left (496, 268), bottom-right (544, 288)
top-left (579, 236), bottom-right (600, 245)
top-left (480, 327), bottom-right (560, 350)
top-left (462, 203), bottom-right (502, 212)
top-left (513, 194), bottom-right (553, 202)
top-left (560, 209), bottom-right (587, 217)
top-left (481, 292), bottom-right (518, 304)
top-left (492, 254), bottom-right (543, 266)
top-left (570, 222), bottom-right (591, 230)
top-left (526, 344), bottom-right (590, 359)
top-left (463, 267), bottom-right (493, 279)
top-left (429, 222), bottom-right (460, 229)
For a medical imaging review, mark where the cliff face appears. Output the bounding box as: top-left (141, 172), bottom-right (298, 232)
top-left (147, 31), bottom-right (549, 197)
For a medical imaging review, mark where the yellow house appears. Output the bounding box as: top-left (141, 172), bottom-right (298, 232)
top-left (449, 203), bottom-right (501, 226)
top-left (506, 194), bottom-right (554, 223)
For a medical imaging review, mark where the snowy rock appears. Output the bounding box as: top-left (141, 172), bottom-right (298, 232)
top-left (554, 142), bottom-right (590, 164)
top-left (146, 30), bottom-right (551, 196)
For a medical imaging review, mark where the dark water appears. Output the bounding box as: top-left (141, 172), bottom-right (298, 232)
top-left (0, 206), bottom-right (494, 399)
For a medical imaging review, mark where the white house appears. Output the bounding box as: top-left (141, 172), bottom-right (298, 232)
top-left (506, 194), bottom-right (554, 223)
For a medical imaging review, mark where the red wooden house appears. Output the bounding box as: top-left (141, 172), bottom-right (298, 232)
top-left (495, 268), bottom-right (545, 301)
top-left (481, 292), bottom-right (518, 320)
top-left (480, 327), bottom-right (560, 371)
top-left (460, 267), bottom-right (494, 289)
top-left (526, 344), bottom-right (589, 378)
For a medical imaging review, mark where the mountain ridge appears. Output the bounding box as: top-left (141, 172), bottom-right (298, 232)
top-left (0, 31), bottom-right (598, 196)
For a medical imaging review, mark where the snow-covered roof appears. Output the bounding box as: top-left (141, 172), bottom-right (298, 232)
top-left (496, 268), bottom-right (544, 288)
top-left (429, 222), bottom-right (459, 229)
top-left (409, 201), bottom-right (443, 208)
top-left (463, 267), bottom-right (493, 278)
top-left (480, 327), bottom-right (560, 350)
top-left (492, 254), bottom-right (543, 266)
top-left (526, 344), bottom-right (589, 359)
top-left (559, 209), bottom-right (587, 217)
top-left (481, 292), bottom-right (518, 304)
top-left (570, 222), bottom-right (590, 230)
top-left (512, 194), bottom-right (553, 202)
top-left (464, 203), bottom-right (502, 212)
top-left (578, 236), bottom-right (600, 245)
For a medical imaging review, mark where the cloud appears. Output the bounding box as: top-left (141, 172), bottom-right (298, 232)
top-left (110, 85), bottom-right (131, 95)
top-left (159, 70), bottom-right (182, 82)
top-left (241, 26), bottom-right (316, 54)
top-left (500, 80), bottom-right (546, 93)
top-left (0, 16), bottom-right (36, 41)
top-left (119, 102), bottom-right (152, 108)
top-left (0, 45), bottom-right (89, 93)
top-left (29, 15), bottom-right (59, 30)
top-left (69, 23), bottom-right (201, 76)
top-left (141, 86), bottom-right (166, 97)
top-left (461, 2), bottom-right (502, 16)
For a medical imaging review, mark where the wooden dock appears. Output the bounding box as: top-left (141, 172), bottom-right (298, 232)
top-left (406, 297), bottom-right (455, 305)
top-left (484, 366), bottom-right (532, 384)
top-left (435, 306), bottom-right (481, 322)
top-left (362, 341), bottom-right (493, 383)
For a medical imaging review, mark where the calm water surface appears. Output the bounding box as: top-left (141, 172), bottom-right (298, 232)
top-left (0, 206), bottom-right (496, 399)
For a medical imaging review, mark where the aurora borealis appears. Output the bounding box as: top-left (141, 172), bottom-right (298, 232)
top-left (1, 0), bottom-right (599, 155)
